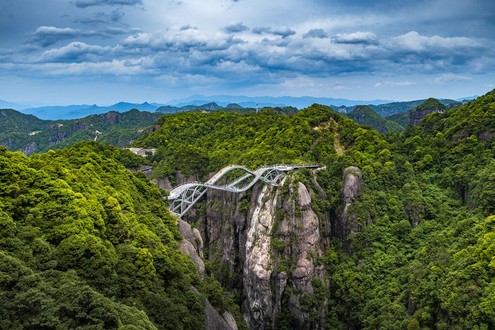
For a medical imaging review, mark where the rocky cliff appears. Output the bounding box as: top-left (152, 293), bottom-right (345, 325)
top-left (409, 98), bottom-right (447, 126)
top-left (179, 166), bottom-right (362, 329)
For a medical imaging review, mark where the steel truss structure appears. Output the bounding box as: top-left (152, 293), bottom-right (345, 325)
top-left (167, 164), bottom-right (320, 217)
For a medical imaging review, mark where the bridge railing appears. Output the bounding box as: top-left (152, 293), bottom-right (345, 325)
top-left (167, 164), bottom-right (322, 217)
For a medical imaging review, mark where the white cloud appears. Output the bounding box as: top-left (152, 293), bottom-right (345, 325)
top-left (31, 26), bottom-right (81, 46)
top-left (122, 32), bottom-right (152, 47)
top-left (433, 73), bottom-right (471, 85)
top-left (223, 22), bottom-right (250, 33)
top-left (31, 25), bottom-right (130, 47)
top-left (2, 0), bottom-right (494, 103)
top-left (252, 26), bottom-right (296, 38)
top-left (392, 31), bottom-right (479, 52)
top-left (375, 81), bottom-right (416, 88)
top-left (45, 59), bottom-right (149, 75)
top-left (38, 41), bottom-right (112, 62)
top-left (303, 28), bottom-right (328, 39)
top-left (333, 32), bottom-right (378, 45)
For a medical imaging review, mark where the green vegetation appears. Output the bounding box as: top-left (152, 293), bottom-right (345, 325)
top-left (414, 97), bottom-right (448, 113)
top-left (0, 142), bottom-right (243, 329)
top-left (0, 109), bottom-right (163, 154)
top-left (135, 89), bottom-right (495, 329)
top-left (346, 105), bottom-right (405, 133)
top-left (323, 90), bottom-right (495, 329)
top-left (1, 89), bottom-right (495, 329)
top-left (368, 98), bottom-right (460, 117)
top-left (386, 111), bottom-right (410, 128)
top-left (135, 105), bottom-right (358, 181)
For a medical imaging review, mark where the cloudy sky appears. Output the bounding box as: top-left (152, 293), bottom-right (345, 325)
top-left (1, 0), bottom-right (494, 105)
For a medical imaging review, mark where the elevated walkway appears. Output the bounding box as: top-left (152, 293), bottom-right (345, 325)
top-left (168, 164), bottom-right (320, 217)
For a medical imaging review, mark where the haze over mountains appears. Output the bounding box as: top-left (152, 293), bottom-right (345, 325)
top-left (0, 95), bottom-right (466, 157)
top-left (0, 94), bottom-right (474, 120)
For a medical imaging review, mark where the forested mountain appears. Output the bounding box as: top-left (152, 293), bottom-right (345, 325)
top-left (132, 89), bottom-right (495, 329)
top-left (408, 97), bottom-right (448, 126)
top-left (386, 111), bottom-right (410, 128)
top-left (0, 142), bottom-right (244, 329)
top-left (156, 102), bottom-right (257, 114)
top-left (1, 89), bottom-right (495, 329)
top-left (385, 97), bottom-right (457, 129)
top-left (368, 98), bottom-right (461, 117)
top-left (346, 105), bottom-right (405, 133)
top-left (0, 109), bottom-right (162, 155)
top-left (135, 105), bottom-right (355, 181)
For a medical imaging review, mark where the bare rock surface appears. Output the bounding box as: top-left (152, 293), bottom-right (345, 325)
top-left (178, 219), bottom-right (205, 277)
top-left (190, 168), bottom-right (364, 329)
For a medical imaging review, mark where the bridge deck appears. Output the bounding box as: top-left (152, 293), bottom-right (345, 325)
top-left (167, 164), bottom-right (321, 217)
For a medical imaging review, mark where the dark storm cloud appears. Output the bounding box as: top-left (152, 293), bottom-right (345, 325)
top-left (75, 9), bottom-right (125, 24)
top-left (303, 29), bottom-right (328, 39)
top-left (74, 0), bottom-right (142, 8)
top-left (252, 27), bottom-right (296, 38)
top-left (333, 32), bottom-right (378, 45)
top-left (223, 23), bottom-right (250, 33)
top-left (29, 25), bottom-right (129, 47)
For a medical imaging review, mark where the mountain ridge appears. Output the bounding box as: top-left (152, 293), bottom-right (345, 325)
top-left (0, 108), bottom-right (163, 154)
top-left (0, 94), bottom-right (473, 120)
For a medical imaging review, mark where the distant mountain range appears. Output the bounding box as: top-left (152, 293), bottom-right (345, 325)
top-left (0, 99), bottom-right (27, 110)
top-left (19, 102), bottom-right (164, 120)
top-left (0, 94), bottom-right (475, 120)
top-left (166, 94), bottom-right (393, 109)
top-left (0, 108), bottom-right (162, 155)
top-left (0, 96), bottom-right (474, 154)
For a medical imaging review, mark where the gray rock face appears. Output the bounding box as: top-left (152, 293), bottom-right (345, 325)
top-left (275, 181), bottom-right (327, 328)
top-left (243, 184), bottom-right (278, 328)
top-left (197, 174), bottom-right (328, 329)
top-left (152, 171), bottom-right (199, 190)
top-left (205, 298), bottom-right (237, 330)
top-left (297, 182), bottom-right (312, 209)
top-left (178, 219), bottom-right (205, 277)
top-left (22, 142), bottom-right (38, 155)
top-left (222, 311), bottom-right (238, 330)
top-left (409, 98), bottom-right (447, 126)
top-left (342, 166), bottom-right (362, 205)
top-left (190, 285), bottom-right (238, 330)
top-left (177, 167), bottom-right (362, 329)
top-left (335, 166), bottom-right (363, 245)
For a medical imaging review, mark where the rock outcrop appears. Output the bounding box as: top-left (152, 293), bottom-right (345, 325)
top-left (177, 166), bottom-right (362, 329)
top-left (204, 298), bottom-right (238, 330)
top-left (334, 166), bottom-right (363, 245)
top-left (409, 98), bottom-right (447, 126)
top-left (178, 219), bottom-right (205, 277)
top-left (190, 172), bottom-right (331, 329)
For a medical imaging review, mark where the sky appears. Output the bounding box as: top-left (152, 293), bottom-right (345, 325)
top-left (1, 0), bottom-right (494, 106)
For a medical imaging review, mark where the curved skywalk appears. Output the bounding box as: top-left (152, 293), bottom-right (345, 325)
top-left (168, 164), bottom-right (320, 217)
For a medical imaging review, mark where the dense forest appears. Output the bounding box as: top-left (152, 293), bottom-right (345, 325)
top-left (1, 89), bottom-right (495, 329)
top-left (0, 143), bottom-right (244, 329)
top-left (134, 89), bottom-right (495, 328)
